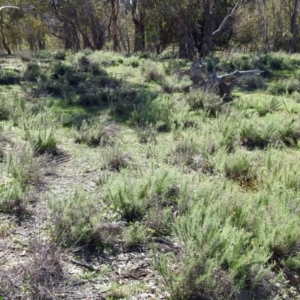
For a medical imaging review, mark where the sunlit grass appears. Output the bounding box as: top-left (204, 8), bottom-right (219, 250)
top-left (2, 51), bottom-right (300, 298)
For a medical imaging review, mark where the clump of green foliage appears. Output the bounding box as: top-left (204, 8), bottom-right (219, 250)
top-left (48, 191), bottom-right (105, 248)
top-left (74, 119), bottom-right (119, 147)
top-left (0, 68), bottom-right (20, 84)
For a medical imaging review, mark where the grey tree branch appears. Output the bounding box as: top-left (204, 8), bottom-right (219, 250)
top-left (218, 70), bottom-right (262, 84)
top-left (0, 6), bottom-right (19, 12)
top-left (212, 0), bottom-right (241, 36)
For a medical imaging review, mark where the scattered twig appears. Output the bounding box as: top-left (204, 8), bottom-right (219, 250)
top-left (70, 258), bottom-right (99, 271)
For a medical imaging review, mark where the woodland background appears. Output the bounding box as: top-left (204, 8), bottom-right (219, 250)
top-left (0, 0), bottom-right (299, 58)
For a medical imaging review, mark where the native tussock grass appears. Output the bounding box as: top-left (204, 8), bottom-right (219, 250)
top-left (2, 51), bottom-right (300, 298)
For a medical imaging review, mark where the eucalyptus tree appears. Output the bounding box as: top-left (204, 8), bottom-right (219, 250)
top-left (47, 0), bottom-right (105, 50)
top-left (122, 0), bottom-right (155, 52)
top-left (146, 0), bottom-right (241, 59)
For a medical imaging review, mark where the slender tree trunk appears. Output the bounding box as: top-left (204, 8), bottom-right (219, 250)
top-left (262, 0), bottom-right (270, 52)
top-left (132, 11), bottom-right (146, 52)
top-left (178, 17), bottom-right (196, 59)
top-left (0, 11), bottom-right (11, 55)
top-left (290, 0), bottom-right (299, 53)
top-left (271, 0), bottom-right (277, 51)
top-left (131, 0), bottom-right (146, 53)
top-left (91, 21), bottom-right (105, 50)
top-left (111, 0), bottom-right (120, 52)
top-left (200, 0), bottom-right (217, 58)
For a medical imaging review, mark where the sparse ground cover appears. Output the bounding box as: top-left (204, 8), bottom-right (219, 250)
top-left (1, 50), bottom-right (300, 299)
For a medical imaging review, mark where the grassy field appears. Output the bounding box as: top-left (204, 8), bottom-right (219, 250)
top-left (1, 49), bottom-right (300, 299)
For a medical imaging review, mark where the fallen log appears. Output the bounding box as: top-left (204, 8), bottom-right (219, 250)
top-left (217, 70), bottom-right (262, 101)
top-left (189, 61), bottom-right (262, 101)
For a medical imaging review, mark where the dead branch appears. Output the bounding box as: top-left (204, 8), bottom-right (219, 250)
top-left (187, 60), bottom-right (262, 101)
top-left (218, 70), bottom-right (262, 85)
top-left (0, 6), bottom-right (19, 12)
top-left (217, 70), bottom-right (262, 101)
top-left (70, 259), bottom-right (100, 271)
top-left (213, 0), bottom-right (241, 36)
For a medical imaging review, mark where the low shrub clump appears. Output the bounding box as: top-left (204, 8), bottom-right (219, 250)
top-left (74, 120), bottom-right (119, 147)
top-left (48, 191), bottom-right (105, 248)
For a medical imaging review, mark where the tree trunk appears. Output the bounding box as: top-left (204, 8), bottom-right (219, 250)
top-left (91, 21), bottom-right (105, 50)
top-left (132, 10), bottom-right (146, 52)
top-left (262, 0), bottom-right (270, 52)
top-left (290, 0), bottom-right (299, 53)
top-left (131, 0), bottom-right (146, 53)
top-left (0, 11), bottom-right (11, 55)
top-left (178, 16), bottom-right (196, 59)
top-left (111, 0), bottom-right (120, 52)
top-left (199, 0), bottom-right (217, 58)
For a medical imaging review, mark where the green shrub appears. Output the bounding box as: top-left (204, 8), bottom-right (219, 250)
top-left (74, 120), bottom-right (119, 147)
top-left (104, 169), bottom-right (180, 223)
top-left (152, 177), bottom-right (290, 298)
top-left (240, 115), bottom-right (300, 149)
top-left (0, 148), bottom-right (43, 216)
top-left (0, 98), bottom-right (13, 121)
top-left (87, 51), bottom-right (123, 67)
top-left (77, 91), bottom-right (101, 106)
top-left (25, 128), bottom-right (59, 156)
top-left (163, 59), bottom-right (188, 75)
top-left (48, 191), bottom-right (105, 248)
top-left (154, 201), bottom-right (271, 299)
top-left (216, 112), bottom-right (242, 152)
top-left (169, 135), bottom-right (199, 166)
top-left (23, 63), bottom-right (42, 82)
top-left (122, 222), bottom-right (151, 247)
top-left (136, 123), bottom-right (157, 144)
top-left (101, 147), bottom-right (132, 172)
top-left (53, 50), bottom-right (66, 60)
top-left (265, 54), bottom-right (284, 70)
top-left (124, 57), bottom-right (140, 68)
top-left (34, 50), bottom-right (52, 60)
top-left (52, 61), bottom-right (72, 77)
top-left (240, 76), bottom-right (266, 91)
top-left (141, 60), bottom-right (165, 83)
top-left (186, 89), bottom-right (223, 116)
top-left (130, 93), bottom-right (190, 131)
top-left (5, 148), bottom-right (45, 186)
top-left (0, 179), bottom-right (28, 215)
top-left (0, 69), bottom-right (20, 84)
top-left (214, 149), bottom-right (256, 189)
top-left (161, 74), bottom-right (191, 93)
